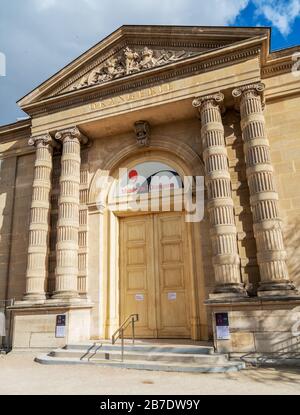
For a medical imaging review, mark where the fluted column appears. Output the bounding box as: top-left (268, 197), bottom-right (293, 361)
top-left (193, 93), bottom-right (246, 297)
top-left (53, 127), bottom-right (88, 299)
top-left (24, 134), bottom-right (54, 301)
top-left (233, 83), bottom-right (297, 296)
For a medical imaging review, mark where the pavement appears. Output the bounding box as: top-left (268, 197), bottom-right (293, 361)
top-left (0, 352), bottom-right (300, 395)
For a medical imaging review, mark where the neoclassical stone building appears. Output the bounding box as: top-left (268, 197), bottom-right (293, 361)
top-left (1, 25), bottom-right (300, 354)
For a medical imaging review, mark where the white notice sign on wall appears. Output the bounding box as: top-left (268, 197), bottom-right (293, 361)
top-left (55, 314), bottom-right (66, 338)
top-left (55, 326), bottom-right (66, 338)
top-left (216, 326), bottom-right (230, 340)
top-left (168, 293), bottom-right (177, 301)
top-left (135, 294), bottom-right (144, 301)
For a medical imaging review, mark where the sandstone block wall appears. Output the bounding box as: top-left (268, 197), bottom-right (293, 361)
top-left (265, 95), bottom-right (300, 289)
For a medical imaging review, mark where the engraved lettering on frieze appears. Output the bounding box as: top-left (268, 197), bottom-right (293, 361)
top-left (72, 47), bottom-right (196, 91)
top-left (89, 83), bottom-right (172, 111)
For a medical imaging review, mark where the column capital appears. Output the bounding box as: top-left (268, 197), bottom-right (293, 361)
top-left (55, 126), bottom-right (88, 145)
top-left (28, 133), bottom-right (55, 148)
top-left (232, 82), bottom-right (265, 109)
top-left (192, 92), bottom-right (224, 111)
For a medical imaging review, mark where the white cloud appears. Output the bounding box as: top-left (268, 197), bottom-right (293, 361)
top-left (253, 0), bottom-right (300, 35)
top-left (31, 0), bottom-right (249, 25)
top-left (34, 0), bottom-right (57, 10)
top-left (31, 0), bottom-right (300, 36)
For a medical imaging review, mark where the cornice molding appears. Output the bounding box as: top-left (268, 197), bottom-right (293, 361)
top-left (0, 119), bottom-right (31, 133)
top-left (262, 61), bottom-right (294, 78)
top-left (0, 120), bottom-right (31, 144)
top-left (261, 45), bottom-right (300, 79)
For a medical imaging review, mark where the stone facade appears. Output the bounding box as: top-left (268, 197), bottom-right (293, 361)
top-left (0, 26), bottom-right (300, 354)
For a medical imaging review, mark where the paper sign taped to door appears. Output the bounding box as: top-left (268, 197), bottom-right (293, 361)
top-left (168, 292), bottom-right (177, 301)
top-left (135, 294), bottom-right (144, 301)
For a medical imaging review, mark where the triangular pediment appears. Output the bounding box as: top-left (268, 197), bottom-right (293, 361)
top-left (61, 46), bottom-right (203, 94)
top-left (18, 25), bottom-right (270, 109)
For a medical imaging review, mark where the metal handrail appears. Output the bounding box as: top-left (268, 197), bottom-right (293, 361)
top-left (112, 314), bottom-right (139, 362)
top-left (0, 299), bottom-right (15, 308)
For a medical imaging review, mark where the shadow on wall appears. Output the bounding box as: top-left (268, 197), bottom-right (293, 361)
top-left (255, 306), bottom-right (300, 357)
top-left (0, 146), bottom-right (34, 304)
top-left (0, 155), bottom-right (17, 302)
top-left (284, 216), bottom-right (300, 290)
top-left (234, 307), bottom-right (300, 365)
top-left (0, 140), bottom-right (34, 348)
top-left (224, 111), bottom-right (260, 294)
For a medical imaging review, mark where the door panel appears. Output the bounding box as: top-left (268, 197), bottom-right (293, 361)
top-left (155, 213), bottom-right (191, 338)
top-left (120, 216), bottom-right (157, 337)
top-left (120, 213), bottom-right (190, 338)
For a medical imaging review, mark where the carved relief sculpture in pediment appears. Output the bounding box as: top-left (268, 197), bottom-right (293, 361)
top-left (71, 47), bottom-right (198, 91)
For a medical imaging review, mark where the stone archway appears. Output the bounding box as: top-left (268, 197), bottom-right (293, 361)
top-left (87, 140), bottom-right (208, 341)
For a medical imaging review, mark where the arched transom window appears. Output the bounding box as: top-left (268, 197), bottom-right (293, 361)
top-left (115, 162), bottom-right (183, 196)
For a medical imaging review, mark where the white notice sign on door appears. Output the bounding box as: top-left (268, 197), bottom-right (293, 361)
top-left (135, 294), bottom-right (144, 301)
top-left (168, 293), bottom-right (177, 301)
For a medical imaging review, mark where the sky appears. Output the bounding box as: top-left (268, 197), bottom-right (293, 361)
top-left (0, 0), bottom-right (299, 126)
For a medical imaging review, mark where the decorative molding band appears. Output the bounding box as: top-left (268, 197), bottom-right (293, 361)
top-left (262, 61), bottom-right (294, 78)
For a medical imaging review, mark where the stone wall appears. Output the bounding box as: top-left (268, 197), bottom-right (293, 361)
top-left (12, 305), bottom-right (92, 350)
top-left (212, 303), bottom-right (300, 355)
top-left (6, 153), bottom-right (34, 300)
top-left (0, 156), bottom-right (17, 300)
top-left (265, 95), bottom-right (300, 289)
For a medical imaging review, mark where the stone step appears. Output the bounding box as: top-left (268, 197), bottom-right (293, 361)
top-left (50, 348), bottom-right (228, 364)
top-left (35, 354), bottom-right (245, 373)
top-left (63, 342), bottom-right (215, 355)
top-left (35, 340), bottom-right (245, 373)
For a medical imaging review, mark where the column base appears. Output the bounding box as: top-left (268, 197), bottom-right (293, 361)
top-left (23, 293), bottom-right (46, 302)
top-left (257, 281), bottom-right (299, 298)
top-left (210, 283), bottom-right (248, 300)
top-left (51, 291), bottom-right (80, 301)
top-left (46, 297), bottom-right (85, 306)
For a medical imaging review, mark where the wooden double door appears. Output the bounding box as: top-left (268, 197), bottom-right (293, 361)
top-left (120, 212), bottom-right (191, 338)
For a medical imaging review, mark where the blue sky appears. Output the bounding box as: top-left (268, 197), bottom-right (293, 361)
top-left (0, 0), bottom-right (299, 126)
